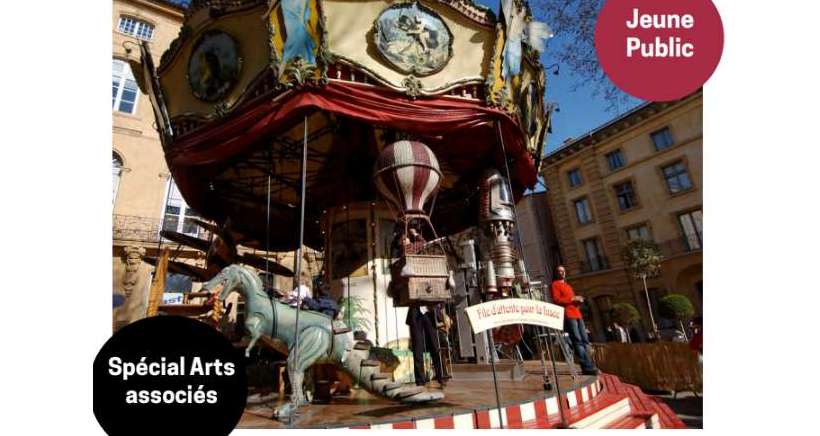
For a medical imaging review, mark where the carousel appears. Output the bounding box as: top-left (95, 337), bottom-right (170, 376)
top-left (131, 0), bottom-right (682, 429)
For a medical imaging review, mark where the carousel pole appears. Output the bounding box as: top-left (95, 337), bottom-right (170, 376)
top-left (288, 114), bottom-right (309, 423)
top-left (495, 121), bottom-right (569, 427)
top-left (494, 122), bottom-right (555, 390)
top-left (265, 170), bottom-right (272, 291)
top-left (544, 328), bottom-right (569, 428)
top-left (474, 247), bottom-right (505, 428)
top-left (486, 330), bottom-right (505, 428)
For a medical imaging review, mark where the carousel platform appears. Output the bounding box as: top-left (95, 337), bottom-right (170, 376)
top-left (238, 362), bottom-right (685, 429)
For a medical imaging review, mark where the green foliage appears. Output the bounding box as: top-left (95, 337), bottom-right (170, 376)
top-left (623, 239), bottom-right (664, 278)
top-left (658, 294), bottom-right (695, 321)
top-left (338, 295), bottom-right (372, 332)
top-left (610, 303), bottom-right (641, 326)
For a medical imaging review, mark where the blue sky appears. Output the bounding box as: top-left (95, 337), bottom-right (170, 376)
top-left (474, 0), bottom-right (642, 156)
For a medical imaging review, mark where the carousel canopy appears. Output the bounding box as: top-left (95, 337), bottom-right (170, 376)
top-left (141, 0), bottom-right (551, 250)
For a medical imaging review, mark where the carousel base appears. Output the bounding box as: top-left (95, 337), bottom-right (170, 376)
top-left (237, 362), bottom-right (685, 429)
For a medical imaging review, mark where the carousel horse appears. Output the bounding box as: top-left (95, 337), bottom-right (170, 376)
top-left (202, 264), bottom-right (444, 420)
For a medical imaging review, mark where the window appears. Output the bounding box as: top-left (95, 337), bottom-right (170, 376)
top-left (165, 274), bottom-right (193, 293)
top-left (651, 127), bottom-right (674, 150)
top-left (162, 180), bottom-right (202, 237)
top-left (113, 59), bottom-right (139, 114)
top-left (117, 16), bottom-right (154, 41)
top-left (606, 149), bottom-right (625, 171)
top-left (567, 168), bottom-right (582, 187)
top-left (582, 238), bottom-right (607, 272)
top-left (574, 197), bottom-right (592, 224)
top-left (113, 152), bottom-right (123, 204)
top-left (626, 224), bottom-right (651, 241)
top-left (614, 181), bottom-right (638, 211)
top-left (678, 210), bottom-right (703, 250)
top-left (662, 161), bottom-right (693, 194)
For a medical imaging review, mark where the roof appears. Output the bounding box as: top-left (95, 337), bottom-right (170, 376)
top-left (121, 0), bottom-right (187, 15)
top-left (542, 90), bottom-right (702, 166)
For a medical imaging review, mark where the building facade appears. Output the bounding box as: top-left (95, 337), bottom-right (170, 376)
top-left (516, 192), bottom-right (562, 291)
top-left (112, 0), bottom-right (188, 329)
top-left (542, 91), bottom-right (703, 341)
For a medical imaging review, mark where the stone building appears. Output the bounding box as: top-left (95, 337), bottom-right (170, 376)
top-left (112, 0), bottom-right (187, 329)
top-left (515, 191), bottom-right (562, 292)
top-left (542, 91), bottom-right (703, 341)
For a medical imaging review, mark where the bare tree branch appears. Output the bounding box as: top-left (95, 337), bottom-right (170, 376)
top-left (531, 0), bottom-right (634, 112)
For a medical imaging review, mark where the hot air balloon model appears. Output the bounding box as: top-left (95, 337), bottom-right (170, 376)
top-left (373, 140), bottom-right (453, 306)
top-left (373, 140), bottom-right (442, 221)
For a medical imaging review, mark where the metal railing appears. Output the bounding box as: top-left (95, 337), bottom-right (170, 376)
top-left (113, 214), bottom-right (210, 243)
top-left (572, 236), bottom-right (701, 276)
top-left (656, 235), bottom-right (702, 258)
top-left (113, 214), bottom-right (162, 243)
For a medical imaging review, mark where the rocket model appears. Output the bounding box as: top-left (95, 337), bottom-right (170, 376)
top-left (478, 169), bottom-right (529, 294)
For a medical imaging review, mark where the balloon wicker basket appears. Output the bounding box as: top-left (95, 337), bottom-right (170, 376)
top-left (390, 254), bottom-right (451, 307)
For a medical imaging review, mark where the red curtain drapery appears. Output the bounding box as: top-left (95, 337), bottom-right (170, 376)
top-left (166, 81), bottom-right (537, 187)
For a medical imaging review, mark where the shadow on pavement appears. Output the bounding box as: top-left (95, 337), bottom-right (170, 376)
top-left (651, 391), bottom-right (703, 429)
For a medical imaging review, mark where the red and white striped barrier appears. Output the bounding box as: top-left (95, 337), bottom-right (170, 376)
top-left (344, 379), bottom-right (604, 429)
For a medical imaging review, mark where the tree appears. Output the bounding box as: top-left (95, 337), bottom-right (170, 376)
top-left (609, 302), bottom-right (640, 342)
top-left (610, 302), bottom-right (640, 326)
top-left (530, 0), bottom-right (634, 111)
top-left (623, 239), bottom-right (664, 336)
top-left (658, 294), bottom-right (695, 341)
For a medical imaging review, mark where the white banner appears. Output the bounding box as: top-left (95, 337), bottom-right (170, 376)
top-left (162, 292), bottom-right (184, 305)
top-left (464, 298), bottom-right (564, 334)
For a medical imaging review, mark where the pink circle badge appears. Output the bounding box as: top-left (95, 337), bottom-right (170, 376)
top-left (595, 0), bottom-right (724, 101)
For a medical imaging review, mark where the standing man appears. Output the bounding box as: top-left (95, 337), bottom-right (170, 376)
top-left (406, 304), bottom-right (446, 388)
top-left (550, 265), bottom-right (598, 375)
top-left (612, 321), bottom-right (630, 343)
top-left (689, 316), bottom-right (703, 366)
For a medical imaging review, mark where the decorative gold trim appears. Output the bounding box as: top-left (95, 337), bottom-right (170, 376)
top-left (402, 75), bottom-right (423, 98)
top-left (159, 1), bottom-right (265, 73)
top-left (432, 0), bottom-right (496, 27)
top-left (485, 22), bottom-right (511, 111)
top-left (331, 55), bottom-right (483, 96)
top-left (184, 0), bottom-right (266, 19)
top-left (269, 0), bottom-right (329, 88)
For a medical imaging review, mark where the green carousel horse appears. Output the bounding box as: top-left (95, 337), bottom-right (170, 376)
top-left (202, 264), bottom-right (444, 420)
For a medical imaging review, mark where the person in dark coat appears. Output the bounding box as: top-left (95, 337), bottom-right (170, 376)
top-left (406, 303), bottom-right (446, 388)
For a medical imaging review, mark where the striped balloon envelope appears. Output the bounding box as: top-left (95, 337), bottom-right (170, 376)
top-left (373, 140), bottom-right (442, 216)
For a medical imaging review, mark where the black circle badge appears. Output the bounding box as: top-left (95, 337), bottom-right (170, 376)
top-left (94, 316), bottom-right (247, 436)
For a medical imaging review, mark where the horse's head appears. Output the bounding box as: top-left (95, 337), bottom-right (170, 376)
top-left (202, 265), bottom-right (236, 303)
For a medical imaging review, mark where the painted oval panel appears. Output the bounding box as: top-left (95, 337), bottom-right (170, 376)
top-left (187, 30), bottom-right (242, 102)
top-left (374, 2), bottom-right (453, 76)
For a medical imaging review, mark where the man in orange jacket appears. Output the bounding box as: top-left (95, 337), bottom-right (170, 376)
top-left (551, 265), bottom-right (598, 375)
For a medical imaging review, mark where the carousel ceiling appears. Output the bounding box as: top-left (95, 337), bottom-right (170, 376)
top-left (140, 0), bottom-right (553, 251)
